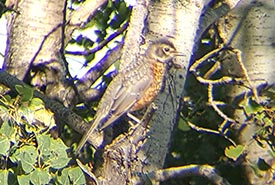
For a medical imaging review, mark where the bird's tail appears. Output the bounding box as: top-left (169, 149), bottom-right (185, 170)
top-left (75, 118), bottom-right (100, 155)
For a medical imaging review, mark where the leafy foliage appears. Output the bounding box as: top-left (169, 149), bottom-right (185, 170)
top-left (67, 0), bottom-right (131, 70)
top-left (0, 85), bottom-right (85, 184)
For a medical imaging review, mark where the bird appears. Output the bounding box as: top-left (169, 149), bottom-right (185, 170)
top-left (76, 38), bottom-right (183, 154)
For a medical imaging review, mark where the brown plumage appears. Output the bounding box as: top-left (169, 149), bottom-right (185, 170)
top-left (76, 38), bottom-right (182, 154)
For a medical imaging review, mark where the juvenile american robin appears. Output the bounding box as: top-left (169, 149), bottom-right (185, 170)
top-left (76, 38), bottom-right (182, 154)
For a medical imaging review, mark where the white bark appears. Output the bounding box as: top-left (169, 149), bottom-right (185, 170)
top-left (217, 0), bottom-right (275, 184)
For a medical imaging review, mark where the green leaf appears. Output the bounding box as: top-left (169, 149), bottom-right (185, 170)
top-left (83, 37), bottom-right (94, 49)
top-left (109, 18), bottom-right (122, 29)
top-left (3, 95), bottom-right (12, 103)
top-left (0, 170), bottom-right (17, 185)
top-left (177, 118), bottom-right (190, 131)
top-left (257, 158), bottom-right (271, 171)
top-left (30, 169), bottom-right (50, 185)
top-left (18, 105), bottom-right (34, 125)
top-left (0, 136), bottom-right (10, 155)
top-left (0, 121), bottom-right (15, 140)
top-left (0, 105), bottom-right (8, 117)
top-left (68, 167), bottom-right (86, 184)
top-left (84, 53), bottom-right (95, 63)
top-left (242, 97), bottom-right (264, 116)
top-left (21, 147), bottom-right (37, 173)
top-left (15, 85), bottom-right (34, 102)
top-left (37, 134), bottom-right (51, 157)
top-left (18, 174), bottom-right (31, 185)
top-left (10, 145), bottom-right (37, 174)
top-left (57, 168), bottom-right (70, 185)
top-left (118, 1), bottom-right (129, 17)
top-left (34, 109), bottom-right (55, 130)
top-left (48, 138), bottom-right (70, 169)
top-left (5, 170), bottom-right (17, 185)
top-left (224, 145), bottom-right (244, 161)
top-left (0, 170), bottom-right (9, 184)
top-left (29, 98), bottom-right (44, 110)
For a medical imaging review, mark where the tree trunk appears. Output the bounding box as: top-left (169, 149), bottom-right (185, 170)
top-left (97, 0), bottom-right (208, 184)
top-left (217, 0), bottom-right (275, 184)
top-left (5, 0), bottom-right (67, 103)
top-left (2, 0), bottom-right (229, 184)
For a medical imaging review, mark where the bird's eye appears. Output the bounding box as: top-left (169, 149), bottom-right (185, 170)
top-left (163, 47), bottom-right (170, 53)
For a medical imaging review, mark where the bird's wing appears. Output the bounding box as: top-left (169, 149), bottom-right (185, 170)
top-left (76, 72), bottom-right (152, 154)
top-left (75, 76), bottom-right (127, 154)
top-left (99, 73), bottom-right (153, 130)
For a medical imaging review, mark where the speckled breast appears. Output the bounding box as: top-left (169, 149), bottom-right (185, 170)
top-left (131, 61), bottom-right (167, 111)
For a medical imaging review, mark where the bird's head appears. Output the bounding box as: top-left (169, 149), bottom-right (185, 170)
top-left (146, 38), bottom-right (184, 68)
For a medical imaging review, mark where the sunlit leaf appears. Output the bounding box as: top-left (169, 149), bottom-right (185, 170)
top-left (0, 170), bottom-right (17, 184)
top-left (68, 167), bottom-right (86, 184)
top-left (0, 170), bottom-right (9, 184)
top-left (0, 121), bottom-right (15, 139)
top-left (224, 145), bottom-right (244, 161)
top-left (29, 98), bottom-right (44, 110)
top-left (30, 169), bottom-right (50, 185)
top-left (0, 136), bottom-right (10, 155)
top-left (10, 145), bottom-right (37, 174)
top-left (18, 105), bottom-right (34, 125)
top-left (241, 97), bottom-right (264, 116)
top-left (18, 174), bottom-right (31, 185)
top-left (57, 168), bottom-right (70, 185)
top-left (37, 134), bottom-right (51, 156)
top-left (48, 138), bottom-right (70, 169)
top-left (33, 109), bottom-right (55, 129)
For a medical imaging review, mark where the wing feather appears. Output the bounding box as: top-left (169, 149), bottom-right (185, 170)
top-left (99, 74), bottom-right (153, 130)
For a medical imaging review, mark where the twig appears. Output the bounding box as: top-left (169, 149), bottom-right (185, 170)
top-left (230, 48), bottom-right (260, 103)
top-left (187, 120), bottom-right (236, 146)
top-left (146, 164), bottom-right (231, 185)
top-left (65, 21), bottom-right (128, 56)
top-left (189, 46), bottom-right (224, 73)
top-left (208, 84), bottom-right (235, 123)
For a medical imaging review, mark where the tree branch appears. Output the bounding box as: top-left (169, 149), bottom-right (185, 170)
top-left (75, 43), bottom-right (123, 102)
top-left (147, 164), bottom-right (231, 185)
top-left (67, 0), bottom-right (107, 26)
top-left (65, 21), bottom-right (128, 56)
top-left (0, 70), bottom-right (103, 148)
top-left (198, 0), bottom-right (241, 39)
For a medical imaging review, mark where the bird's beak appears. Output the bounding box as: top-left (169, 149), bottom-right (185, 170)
top-left (173, 51), bottom-right (185, 56)
top-left (172, 51), bottom-right (185, 69)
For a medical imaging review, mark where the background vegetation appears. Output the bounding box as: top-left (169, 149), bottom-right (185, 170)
top-left (0, 0), bottom-right (274, 184)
